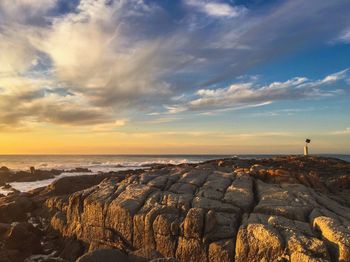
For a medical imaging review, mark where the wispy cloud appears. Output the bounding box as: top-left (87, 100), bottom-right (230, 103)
top-left (90, 119), bottom-right (129, 132)
top-left (185, 0), bottom-right (247, 18)
top-left (320, 69), bottom-right (349, 84)
top-left (330, 128), bottom-right (350, 135)
top-left (333, 28), bottom-right (350, 44)
top-left (96, 130), bottom-right (294, 139)
top-left (145, 117), bottom-right (182, 124)
top-left (165, 70), bottom-right (348, 114)
top-left (250, 108), bottom-right (315, 118)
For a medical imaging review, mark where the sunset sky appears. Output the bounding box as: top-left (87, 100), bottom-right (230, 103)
top-left (0, 0), bottom-right (350, 154)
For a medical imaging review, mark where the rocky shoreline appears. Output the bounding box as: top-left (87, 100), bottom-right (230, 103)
top-left (0, 167), bottom-right (92, 189)
top-left (0, 156), bottom-right (349, 262)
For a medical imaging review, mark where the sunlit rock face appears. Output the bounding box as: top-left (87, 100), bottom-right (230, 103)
top-left (41, 156), bottom-right (350, 262)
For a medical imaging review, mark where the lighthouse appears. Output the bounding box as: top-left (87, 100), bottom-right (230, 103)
top-left (304, 138), bottom-right (311, 156)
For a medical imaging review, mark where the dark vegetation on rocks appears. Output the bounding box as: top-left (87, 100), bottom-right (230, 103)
top-left (0, 156), bottom-right (349, 262)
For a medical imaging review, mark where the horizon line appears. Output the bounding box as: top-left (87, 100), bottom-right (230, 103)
top-left (0, 153), bottom-right (349, 156)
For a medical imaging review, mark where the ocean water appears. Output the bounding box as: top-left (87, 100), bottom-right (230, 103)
top-left (0, 154), bottom-right (349, 194)
top-left (0, 155), bottom-right (229, 172)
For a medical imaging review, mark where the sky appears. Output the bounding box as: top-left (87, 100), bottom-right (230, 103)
top-left (0, 0), bottom-right (349, 154)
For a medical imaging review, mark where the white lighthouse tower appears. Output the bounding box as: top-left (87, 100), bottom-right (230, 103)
top-left (304, 138), bottom-right (311, 156)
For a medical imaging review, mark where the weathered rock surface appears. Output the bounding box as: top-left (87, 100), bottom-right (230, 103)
top-left (0, 156), bottom-right (350, 262)
top-left (0, 193), bottom-right (34, 222)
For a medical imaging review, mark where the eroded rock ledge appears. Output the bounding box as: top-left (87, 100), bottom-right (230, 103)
top-left (1, 156), bottom-right (350, 262)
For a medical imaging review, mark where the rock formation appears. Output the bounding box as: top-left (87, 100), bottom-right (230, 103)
top-left (0, 167), bottom-right (93, 187)
top-left (0, 156), bottom-right (350, 262)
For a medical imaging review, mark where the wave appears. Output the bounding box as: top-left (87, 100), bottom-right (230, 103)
top-left (0, 157), bottom-right (206, 194)
top-left (0, 157), bottom-right (204, 172)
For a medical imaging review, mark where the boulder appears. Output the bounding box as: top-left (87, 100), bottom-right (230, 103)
top-left (4, 222), bottom-right (42, 255)
top-left (235, 223), bottom-right (285, 262)
top-left (208, 239), bottom-right (234, 262)
top-left (59, 239), bottom-right (85, 261)
top-left (0, 195), bottom-right (34, 222)
top-left (183, 208), bottom-right (205, 239)
top-left (313, 216), bottom-right (350, 262)
top-left (43, 175), bottom-right (108, 196)
top-left (0, 166), bottom-right (10, 173)
top-left (75, 249), bottom-right (129, 262)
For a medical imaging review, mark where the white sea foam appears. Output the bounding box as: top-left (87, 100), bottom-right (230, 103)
top-left (0, 166), bottom-right (148, 195)
top-left (0, 172), bottom-right (92, 195)
top-left (0, 155), bottom-right (206, 173)
top-left (0, 155), bottom-right (219, 194)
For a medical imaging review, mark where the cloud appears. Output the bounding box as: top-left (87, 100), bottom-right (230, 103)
top-left (0, 0), bottom-right (180, 129)
top-left (0, 76), bottom-right (114, 129)
top-left (90, 119), bottom-right (129, 132)
top-left (185, 0), bottom-right (247, 17)
top-left (130, 131), bottom-right (294, 139)
top-left (196, 1), bottom-right (350, 85)
top-left (333, 28), bottom-right (350, 44)
top-left (321, 69), bottom-right (349, 84)
top-left (37, 0), bottom-right (176, 108)
top-left (250, 108), bottom-right (315, 118)
top-left (0, 29), bottom-right (38, 74)
top-left (0, 95), bottom-right (114, 128)
top-left (145, 117), bottom-right (182, 124)
top-left (331, 128), bottom-right (350, 135)
top-left (166, 70), bottom-right (348, 113)
top-left (114, 119), bottom-right (128, 127)
top-left (0, 0), bottom-right (57, 24)
top-left (1, 0), bottom-right (350, 130)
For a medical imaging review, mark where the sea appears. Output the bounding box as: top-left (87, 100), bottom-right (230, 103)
top-left (0, 154), bottom-right (349, 194)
